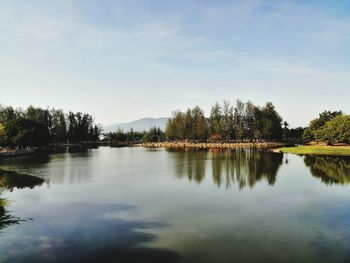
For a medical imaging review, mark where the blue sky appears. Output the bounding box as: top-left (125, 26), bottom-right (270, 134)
top-left (0, 0), bottom-right (349, 127)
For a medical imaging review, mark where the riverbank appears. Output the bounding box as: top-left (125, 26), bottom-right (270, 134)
top-left (0, 148), bottom-right (40, 158)
top-left (0, 143), bottom-right (100, 159)
top-left (142, 142), bottom-right (286, 149)
top-left (276, 145), bottom-right (350, 156)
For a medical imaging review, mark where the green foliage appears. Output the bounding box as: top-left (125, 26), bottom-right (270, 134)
top-left (5, 117), bottom-right (50, 146)
top-left (0, 104), bottom-right (101, 147)
top-left (303, 111), bottom-right (349, 144)
top-left (66, 112), bottom-right (101, 143)
top-left (0, 124), bottom-right (5, 146)
top-left (289, 127), bottom-right (305, 140)
top-left (260, 102), bottom-right (283, 141)
top-left (143, 127), bottom-right (165, 142)
top-left (316, 115), bottom-right (350, 144)
top-left (304, 155), bottom-right (350, 185)
top-left (209, 102), bottom-right (223, 136)
top-left (305, 110), bottom-right (343, 141)
top-left (166, 106), bottom-right (208, 141)
top-left (278, 146), bottom-right (350, 156)
top-left (107, 127), bottom-right (165, 144)
top-left (109, 129), bottom-right (145, 143)
top-left (50, 109), bottom-right (67, 143)
top-left (165, 100), bottom-right (284, 142)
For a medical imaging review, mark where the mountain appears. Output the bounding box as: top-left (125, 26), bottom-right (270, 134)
top-left (103, 117), bottom-right (169, 133)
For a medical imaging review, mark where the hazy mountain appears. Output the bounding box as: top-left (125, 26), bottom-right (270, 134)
top-left (103, 117), bottom-right (169, 133)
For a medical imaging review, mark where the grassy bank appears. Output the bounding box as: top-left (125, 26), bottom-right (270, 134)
top-left (277, 145), bottom-right (350, 156)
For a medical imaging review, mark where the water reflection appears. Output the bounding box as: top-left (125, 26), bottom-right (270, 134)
top-left (0, 152), bottom-right (93, 185)
top-left (0, 170), bottom-right (44, 191)
top-left (304, 155), bottom-right (350, 185)
top-left (172, 150), bottom-right (207, 183)
top-left (212, 149), bottom-right (283, 189)
top-left (0, 203), bottom-right (21, 232)
top-left (0, 170), bottom-right (44, 231)
top-left (171, 149), bottom-right (283, 189)
top-left (0, 203), bottom-right (179, 263)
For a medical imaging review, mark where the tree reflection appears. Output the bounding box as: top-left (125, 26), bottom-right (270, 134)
top-left (304, 155), bottom-right (350, 185)
top-left (0, 170), bottom-right (44, 231)
top-left (171, 149), bottom-right (208, 183)
top-left (171, 149), bottom-right (283, 190)
top-left (212, 149), bottom-right (283, 189)
top-left (0, 170), bottom-right (44, 191)
top-left (0, 201), bottom-right (21, 232)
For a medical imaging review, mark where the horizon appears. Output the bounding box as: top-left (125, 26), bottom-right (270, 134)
top-left (1, 0), bottom-right (350, 127)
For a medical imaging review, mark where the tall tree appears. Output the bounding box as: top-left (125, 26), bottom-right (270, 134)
top-left (209, 102), bottom-right (222, 136)
top-left (261, 102), bottom-right (283, 141)
top-left (221, 101), bottom-right (234, 141)
top-left (233, 100), bottom-right (245, 141)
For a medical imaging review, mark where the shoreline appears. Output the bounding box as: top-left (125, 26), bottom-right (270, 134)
top-left (142, 142), bottom-right (286, 150)
top-left (276, 145), bottom-right (350, 156)
top-left (3, 143), bottom-right (349, 158)
top-left (0, 143), bottom-right (99, 159)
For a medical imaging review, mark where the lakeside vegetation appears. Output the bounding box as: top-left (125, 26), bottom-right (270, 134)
top-left (277, 111), bottom-right (350, 156)
top-left (304, 155), bottom-right (350, 185)
top-left (106, 127), bottom-right (165, 146)
top-left (278, 146), bottom-right (350, 156)
top-left (0, 104), bottom-right (101, 147)
top-left (302, 111), bottom-right (350, 144)
top-left (106, 100), bottom-right (302, 147)
top-left (0, 101), bottom-right (349, 157)
top-left (165, 100), bottom-right (287, 142)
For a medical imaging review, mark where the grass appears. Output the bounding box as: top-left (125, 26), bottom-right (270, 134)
top-left (277, 145), bottom-right (350, 156)
top-left (0, 198), bottom-right (8, 207)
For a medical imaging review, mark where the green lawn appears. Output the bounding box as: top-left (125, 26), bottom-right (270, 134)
top-left (277, 145), bottom-right (350, 156)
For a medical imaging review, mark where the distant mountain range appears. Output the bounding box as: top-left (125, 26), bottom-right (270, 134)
top-left (103, 117), bottom-right (169, 133)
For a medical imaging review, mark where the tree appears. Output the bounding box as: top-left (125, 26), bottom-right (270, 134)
top-left (0, 105), bottom-right (16, 123)
top-left (0, 124), bottom-right (6, 146)
top-left (261, 102), bottom-right (282, 141)
top-left (4, 117), bottom-right (50, 147)
top-left (184, 109), bottom-right (193, 140)
top-left (221, 101), bottom-right (234, 141)
top-left (50, 109), bottom-right (67, 143)
top-left (233, 100), bottom-right (245, 141)
top-left (283, 121), bottom-right (289, 140)
top-left (307, 110), bottom-right (342, 141)
top-left (191, 106), bottom-right (208, 141)
top-left (165, 100), bottom-right (286, 142)
top-left (244, 101), bottom-right (256, 141)
top-left (143, 127), bottom-right (165, 142)
top-left (165, 111), bottom-right (185, 140)
top-left (209, 102), bottom-right (222, 137)
top-left (316, 115), bottom-right (350, 144)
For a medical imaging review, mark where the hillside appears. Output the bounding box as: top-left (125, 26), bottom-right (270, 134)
top-left (103, 117), bottom-right (169, 133)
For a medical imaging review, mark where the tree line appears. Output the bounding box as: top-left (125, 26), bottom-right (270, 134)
top-left (303, 111), bottom-right (350, 144)
top-left (165, 100), bottom-right (286, 142)
top-left (106, 127), bottom-right (165, 145)
top-left (0, 105), bottom-right (101, 147)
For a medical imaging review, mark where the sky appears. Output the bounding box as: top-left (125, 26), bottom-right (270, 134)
top-left (0, 0), bottom-right (349, 127)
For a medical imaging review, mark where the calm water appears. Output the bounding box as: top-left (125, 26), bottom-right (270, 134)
top-left (0, 147), bottom-right (350, 263)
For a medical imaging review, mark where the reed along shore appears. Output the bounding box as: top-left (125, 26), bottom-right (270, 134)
top-left (142, 142), bottom-right (286, 150)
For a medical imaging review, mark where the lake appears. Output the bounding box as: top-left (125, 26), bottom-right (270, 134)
top-left (0, 147), bottom-right (350, 262)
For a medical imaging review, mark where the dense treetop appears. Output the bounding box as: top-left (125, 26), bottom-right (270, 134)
top-left (303, 111), bottom-right (350, 144)
top-left (165, 100), bottom-right (284, 142)
top-left (0, 105), bottom-right (101, 147)
top-left (0, 102), bottom-right (348, 146)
